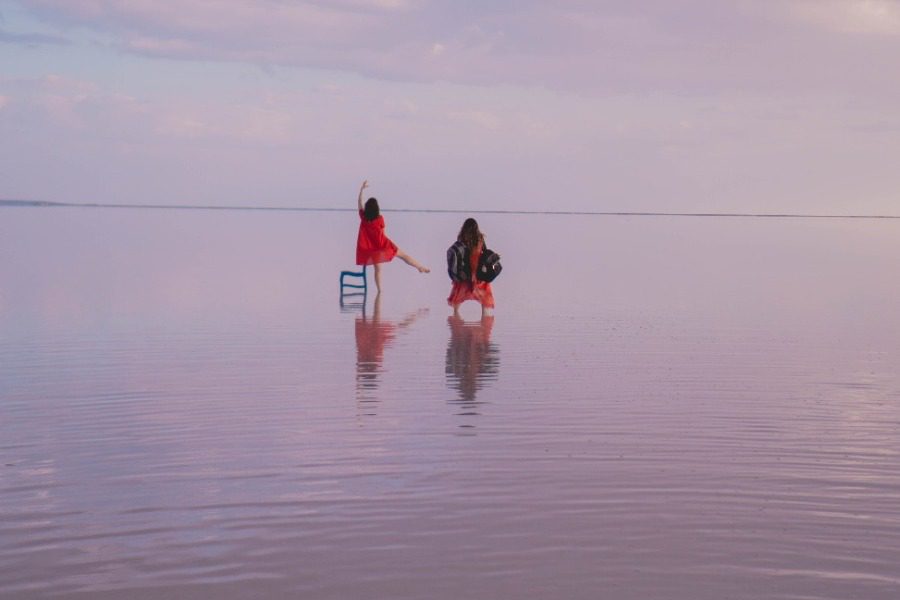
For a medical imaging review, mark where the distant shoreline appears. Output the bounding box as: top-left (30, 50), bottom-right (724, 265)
top-left (2, 199), bottom-right (898, 220)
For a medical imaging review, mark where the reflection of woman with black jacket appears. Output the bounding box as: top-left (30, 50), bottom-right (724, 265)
top-left (445, 315), bottom-right (499, 404)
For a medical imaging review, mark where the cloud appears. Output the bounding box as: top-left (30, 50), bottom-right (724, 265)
top-left (448, 110), bottom-right (501, 131)
top-left (154, 104), bottom-right (293, 143)
top-left (22, 74), bottom-right (101, 129)
top-left (0, 73), bottom-right (299, 143)
top-left (0, 26), bottom-right (69, 46)
top-left (10, 0), bottom-right (899, 100)
top-left (784, 0), bottom-right (900, 35)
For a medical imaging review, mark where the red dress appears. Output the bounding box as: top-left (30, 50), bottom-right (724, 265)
top-left (447, 241), bottom-right (495, 308)
top-left (356, 210), bottom-right (398, 266)
top-left (355, 316), bottom-right (396, 368)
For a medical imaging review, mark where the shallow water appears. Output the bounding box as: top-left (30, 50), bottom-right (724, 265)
top-left (1, 208), bottom-right (899, 599)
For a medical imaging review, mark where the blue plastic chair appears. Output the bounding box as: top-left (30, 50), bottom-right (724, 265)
top-left (340, 265), bottom-right (367, 297)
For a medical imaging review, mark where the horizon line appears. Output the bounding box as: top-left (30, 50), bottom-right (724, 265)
top-left (2, 199), bottom-right (899, 220)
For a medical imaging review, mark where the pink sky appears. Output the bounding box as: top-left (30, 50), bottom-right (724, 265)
top-left (1, 0), bottom-right (899, 212)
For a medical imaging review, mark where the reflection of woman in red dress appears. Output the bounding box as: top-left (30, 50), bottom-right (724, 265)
top-left (445, 314), bottom-right (499, 405)
top-left (447, 218), bottom-right (495, 317)
top-left (355, 293), bottom-right (427, 402)
top-left (356, 180), bottom-right (429, 293)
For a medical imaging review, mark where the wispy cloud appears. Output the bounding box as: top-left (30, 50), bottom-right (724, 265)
top-left (2, 73), bottom-right (301, 143)
top-left (783, 0), bottom-right (900, 35)
top-left (0, 26), bottom-right (69, 46)
top-left (11, 0), bottom-right (899, 98)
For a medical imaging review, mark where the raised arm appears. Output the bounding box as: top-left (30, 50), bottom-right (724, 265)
top-left (357, 180), bottom-right (369, 213)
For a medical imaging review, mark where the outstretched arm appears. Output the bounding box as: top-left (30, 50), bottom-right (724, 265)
top-left (357, 180), bottom-right (369, 213)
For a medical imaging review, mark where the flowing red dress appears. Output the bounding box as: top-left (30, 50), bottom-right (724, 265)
top-left (356, 210), bottom-right (398, 266)
top-left (447, 241), bottom-right (495, 308)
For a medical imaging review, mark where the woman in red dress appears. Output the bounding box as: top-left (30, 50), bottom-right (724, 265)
top-left (356, 180), bottom-right (429, 293)
top-left (447, 218), bottom-right (495, 317)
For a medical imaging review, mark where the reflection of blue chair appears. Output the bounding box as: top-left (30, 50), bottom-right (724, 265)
top-left (339, 293), bottom-right (366, 314)
top-left (340, 265), bottom-right (367, 297)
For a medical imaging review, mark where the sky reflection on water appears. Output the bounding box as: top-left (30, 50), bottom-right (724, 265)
top-left (1, 207), bottom-right (899, 599)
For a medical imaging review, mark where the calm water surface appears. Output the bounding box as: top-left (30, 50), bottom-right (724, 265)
top-left (1, 208), bottom-right (899, 599)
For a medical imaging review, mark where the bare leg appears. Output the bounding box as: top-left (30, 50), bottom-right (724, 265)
top-left (373, 263), bottom-right (383, 293)
top-left (481, 305), bottom-right (493, 318)
top-left (373, 290), bottom-right (382, 318)
top-left (396, 249), bottom-right (430, 273)
top-left (452, 303), bottom-right (461, 317)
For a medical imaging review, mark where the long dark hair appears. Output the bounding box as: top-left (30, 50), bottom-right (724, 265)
top-left (364, 197), bottom-right (380, 221)
top-left (457, 218), bottom-right (483, 250)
